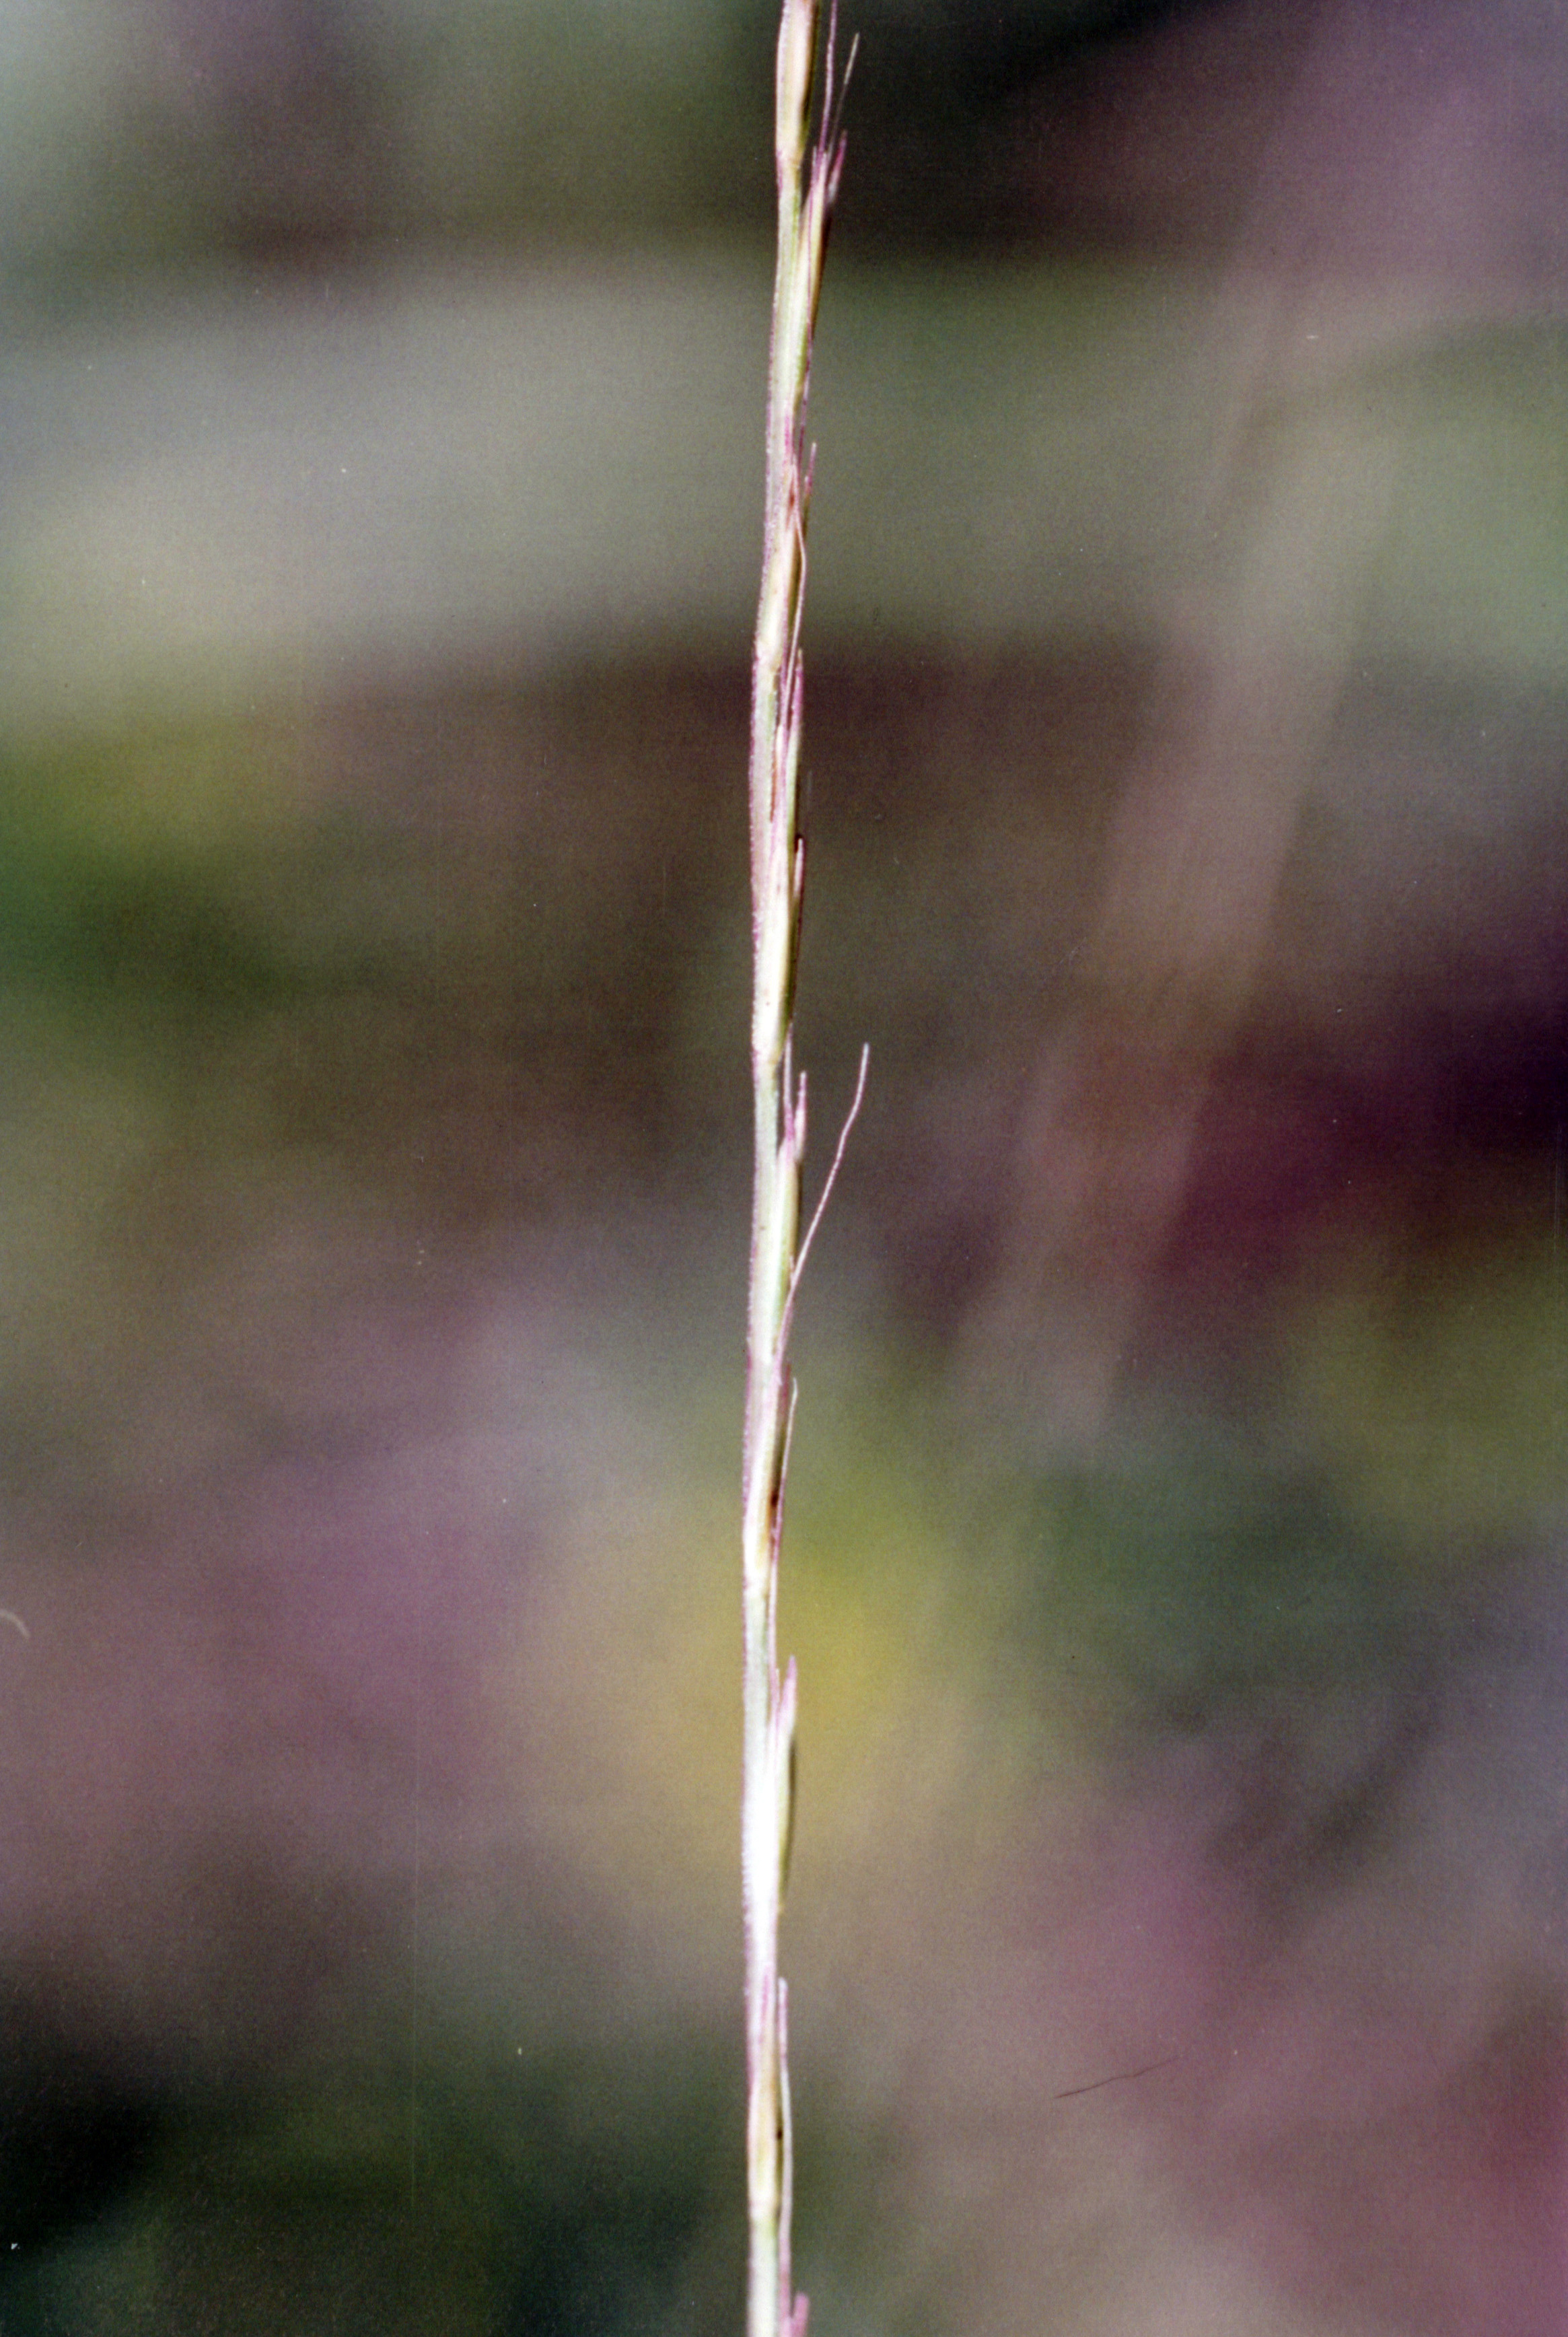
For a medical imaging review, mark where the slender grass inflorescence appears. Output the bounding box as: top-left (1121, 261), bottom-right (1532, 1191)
top-left (742, 7), bottom-right (858, 2337)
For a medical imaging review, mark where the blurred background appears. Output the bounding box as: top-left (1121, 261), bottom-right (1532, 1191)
top-left (0, 0), bottom-right (1565, 2329)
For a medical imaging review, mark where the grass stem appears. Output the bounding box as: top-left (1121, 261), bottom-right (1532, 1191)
top-left (742, 8), bottom-right (853, 2336)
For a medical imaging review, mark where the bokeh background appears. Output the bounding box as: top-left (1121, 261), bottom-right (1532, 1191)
top-left (0, 0), bottom-right (1565, 2330)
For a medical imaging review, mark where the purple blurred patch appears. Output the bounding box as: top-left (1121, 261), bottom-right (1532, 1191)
top-left (0, 1424), bottom-right (522, 2072)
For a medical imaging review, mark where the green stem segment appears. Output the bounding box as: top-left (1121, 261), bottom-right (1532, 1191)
top-left (742, 9), bottom-right (850, 2337)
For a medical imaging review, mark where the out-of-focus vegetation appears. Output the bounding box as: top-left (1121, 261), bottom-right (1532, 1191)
top-left (0, 641), bottom-right (1563, 2332)
top-left (0, 2), bottom-right (1566, 2333)
top-left (0, 0), bottom-right (1166, 288)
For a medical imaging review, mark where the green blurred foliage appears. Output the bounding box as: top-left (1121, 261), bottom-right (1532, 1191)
top-left (0, 2029), bottom-right (746, 2335)
top-left (0, 0), bottom-right (1176, 290)
top-left (1287, 1233), bottom-right (1568, 1549)
top-left (1015, 1456), bottom-right (1428, 1737)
